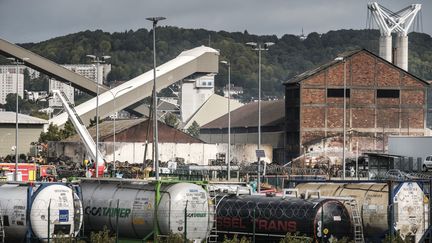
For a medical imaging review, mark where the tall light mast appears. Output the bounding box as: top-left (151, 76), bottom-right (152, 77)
top-left (368, 2), bottom-right (421, 71)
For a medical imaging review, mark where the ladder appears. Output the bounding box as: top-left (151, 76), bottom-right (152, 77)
top-left (348, 199), bottom-right (365, 243)
top-left (0, 212), bottom-right (4, 243)
top-left (207, 196), bottom-right (218, 243)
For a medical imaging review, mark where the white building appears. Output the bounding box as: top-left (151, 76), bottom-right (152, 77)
top-left (0, 65), bottom-right (24, 104)
top-left (49, 64), bottom-right (111, 107)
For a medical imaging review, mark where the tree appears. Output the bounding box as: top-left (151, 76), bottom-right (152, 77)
top-left (39, 123), bottom-right (63, 143)
top-left (62, 119), bottom-right (77, 139)
top-left (186, 121), bottom-right (200, 138)
top-left (89, 116), bottom-right (102, 127)
top-left (4, 93), bottom-right (23, 111)
top-left (164, 113), bottom-right (179, 128)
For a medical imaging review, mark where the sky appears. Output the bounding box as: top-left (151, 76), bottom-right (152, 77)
top-left (1, 0), bottom-right (431, 43)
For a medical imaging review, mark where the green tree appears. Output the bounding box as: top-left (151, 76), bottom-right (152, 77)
top-left (89, 116), bottom-right (102, 127)
top-left (222, 235), bottom-right (251, 243)
top-left (164, 113), bottom-right (179, 128)
top-left (62, 119), bottom-right (77, 139)
top-left (39, 123), bottom-right (63, 143)
top-left (186, 121), bottom-right (200, 138)
top-left (4, 93), bottom-right (23, 111)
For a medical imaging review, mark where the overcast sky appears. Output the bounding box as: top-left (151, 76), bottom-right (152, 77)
top-left (1, 0), bottom-right (430, 43)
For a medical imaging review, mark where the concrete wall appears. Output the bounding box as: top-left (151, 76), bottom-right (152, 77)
top-left (0, 124), bottom-right (44, 156)
top-left (48, 141), bottom-right (273, 165)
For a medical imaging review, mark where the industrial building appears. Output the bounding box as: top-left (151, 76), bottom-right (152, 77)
top-left (0, 112), bottom-right (47, 156)
top-left (200, 99), bottom-right (285, 162)
top-left (51, 117), bottom-right (273, 165)
top-left (284, 49), bottom-right (429, 161)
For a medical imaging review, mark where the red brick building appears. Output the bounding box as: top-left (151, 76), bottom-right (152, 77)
top-left (284, 49), bottom-right (429, 161)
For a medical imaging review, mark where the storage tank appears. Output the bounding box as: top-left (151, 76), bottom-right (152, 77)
top-left (0, 183), bottom-right (83, 242)
top-left (216, 195), bottom-right (352, 242)
top-left (81, 179), bottom-right (211, 241)
top-left (295, 182), bottom-right (428, 242)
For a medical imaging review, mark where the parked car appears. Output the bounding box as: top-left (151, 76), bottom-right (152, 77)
top-left (423, 156), bottom-right (432, 171)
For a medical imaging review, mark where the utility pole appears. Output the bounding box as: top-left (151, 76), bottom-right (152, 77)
top-left (146, 16), bottom-right (166, 180)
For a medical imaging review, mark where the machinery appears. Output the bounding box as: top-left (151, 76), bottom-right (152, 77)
top-left (80, 179), bottom-right (212, 241)
top-left (216, 194), bottom-right (353, 242)
top-left (0, 183), bottom-right (83, 242)
top-left (295, 182), bottom-right (429, 242)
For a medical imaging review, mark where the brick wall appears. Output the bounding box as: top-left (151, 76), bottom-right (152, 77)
top-left (294, 50), bottom-right (428, 154)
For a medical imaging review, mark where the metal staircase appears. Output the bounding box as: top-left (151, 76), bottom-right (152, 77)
top-left (207, 196), bottom-right (218, 243)
top-left (347, 199), bottom-right (365, 243)
top-left (0, 212), bottom-right (5, 243)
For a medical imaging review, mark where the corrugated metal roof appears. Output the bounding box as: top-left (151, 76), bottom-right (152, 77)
top-left (183, 94), bottom-right (243, 128)
top-left (201, 99), bottom-right (284, 129)
top-left (0, 112), bottom-right (48, 124)
top-left (64, 118), bottom-right (203, 143)
top-left (64, 118), bottom-right (145, 142)
top-left (284, 49), bottom-right (429, 86)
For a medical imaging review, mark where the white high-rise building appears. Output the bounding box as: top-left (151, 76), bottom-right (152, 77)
top-left (49, 64), bottom-right (111, 107)
top-left (0, 65), bottom-right (24, 105)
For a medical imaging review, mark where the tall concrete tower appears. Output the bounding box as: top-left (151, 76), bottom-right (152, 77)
top-left (179, 73), bottom-right (215, 123)
top-left (368, 2), bottom-right (421, 71)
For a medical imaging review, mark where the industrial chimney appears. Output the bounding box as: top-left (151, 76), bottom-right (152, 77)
top-left (367, 2), bottom-right (421, 71)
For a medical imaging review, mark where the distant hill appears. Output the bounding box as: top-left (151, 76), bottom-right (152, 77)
top-left (12, 27), bottom-right (432, 101)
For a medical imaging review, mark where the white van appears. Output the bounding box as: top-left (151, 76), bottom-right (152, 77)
top-left (423, 156), bottom-right (432, 171)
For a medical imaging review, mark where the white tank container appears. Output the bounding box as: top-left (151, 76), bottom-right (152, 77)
top-left (81, 179), bottom-right (211, 241)
top-left (0, 183), bottom-right (83, 242)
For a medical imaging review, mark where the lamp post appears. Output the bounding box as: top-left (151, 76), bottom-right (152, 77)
top-left (246, 42), bottom-right (274, 192)
top-left (335, 56), bottom-right (347, 179)
top-left (108, 86), bottom-right (133, 177)
top-left (86, 55), bottom-right (110, 177)
top-left (146, 16), bottom-right (165, 181)
top-left (220, 60), bottom-right (231, 180)
top-left (7, 57), bottom-right (28, 181)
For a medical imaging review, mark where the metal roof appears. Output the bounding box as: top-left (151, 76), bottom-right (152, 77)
top-left (64, 118), bottom-right (203, 143)
top-left (0, 112), bottom-right (48, 124)
top-left (284, 49), bottom-right (429, 86)
top-left (201, 99), bottom-right (285, 129)
top-left (183, 94), bottom-right (243, 129)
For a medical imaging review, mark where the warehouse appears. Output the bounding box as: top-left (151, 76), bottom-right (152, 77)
top-left (200, 100), bottom-right (285, 163)
top-left (0, 112), bottom-right (47, 157)
top-left (284, 49), bottom-right (429, 161)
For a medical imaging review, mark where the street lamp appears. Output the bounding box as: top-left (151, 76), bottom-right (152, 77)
top-left (86, 54), bottom-right (111, 177)
top-left (146, 16), bottom-right (166, 181)
top-left (7, 57), bottom-right (28, 181)
top-left (335, 56), bottom-right (347, 179)
top-left (246, 41), bottom-right (274, 192)
top-left (220, 60), bottom-right (231, 180)
top-left (108, 85), bottom-right (133, 177)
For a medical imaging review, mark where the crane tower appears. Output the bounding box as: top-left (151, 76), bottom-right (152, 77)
top-left (367, 2), bottom-right (421, 71)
